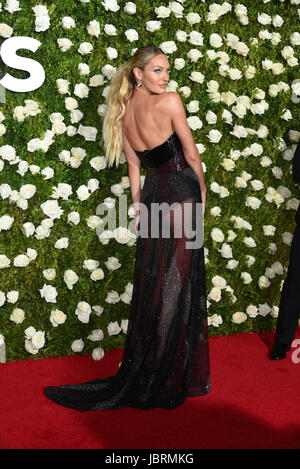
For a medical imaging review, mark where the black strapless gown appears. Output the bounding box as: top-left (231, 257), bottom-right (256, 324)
top-left (44, 131), bottom-right (210, 411)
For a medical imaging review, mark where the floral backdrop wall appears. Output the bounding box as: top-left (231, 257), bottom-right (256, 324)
top-left (0, 0), bottom-right (299, 362)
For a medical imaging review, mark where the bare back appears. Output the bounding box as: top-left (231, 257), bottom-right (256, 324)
top-left (122, 92), bottom-right (174, 152)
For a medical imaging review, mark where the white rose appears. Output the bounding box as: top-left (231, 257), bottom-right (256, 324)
top-left (25, 326), bottom-right (36, 340)
top-left (51, 183), bottom-right (72, 200)
top-left (175, 59), bottom-right (186, 71)
top-left (125, 28), bottom-right (138, 42)
top-left (10, 308), bottom-right (25, 324)
top-left (208, 287), bottom-right (222, 302)
top-left (87, 329), bottom-right (104, 341)
top-left (207, 129), bottom-right (222, 143)
top-left (258, 303), bottom-right (271, 317)
top-left (250, 180), bottom-right (264, 191)
top-left (25, 339), bottom-right (38, 355)
top-left (189, 30), bottom-right (203, 46)
top-left (41, 200), bottom-right (63, 219)
top-left (218, 243), bottom-right (233, 258)
top-left (89, 74), bottom-right (105, 87)
top-left (62, 16), bottom-right (75, 29)
top-left (221, 158), bottom-right (235, 171)
top-left (92, 305), bottom-right (104, 316)
top-left (87, 19), bottom-right (100, 37)
top-left (121, 319), bottom-right (129, 333)
top-left (211, 227), bottom-right (224, 242)
top-left (67, 211), bottom-right (80, 225)
top-left (76, 185), bottom-right (90, 201)
top-left (74, 83), bottom-right (89, 99)
top-left (208, 314), bottom-right (223, 327)
top-left (64, 270), bottom-right (79, 289)
top-left (107, 321), bottom-right (121, 336)
top-left (105, 256), bottom-right (121, 270)
top-left (155, 6), bottom-right (171, 18)
top-left (210, 33), bottom-right (223, 48)
top-left (226, 259), bottom-right (239, 270)
top-left (246, 305), bottom-right (258, 318)
top-left (90, 156), bottom-right (107, 171)
top-left (120, 292), bottom-right (131, 304)
top-left (56, 78), bottom-right (70, 94)
top-left (186, 12), bottom-right (201, 24)
top-left (271, 261), bottom-right (283, 275)
top-left (87, 178), bottom-right (99, 192)
top-left (0, 214), bottom-right (14, 231)
top-left (78, 63), bottom-right (90, 76)
top-left (189, 71), bottom-right (205, 84)
top-left (210, 206), bottom-right (221, 217)
top-left (26, 248), bottom-right (37, 260)
top-left (71, 339), bottom-right (84, 352)
top-left (104, 24), bottom-right (117, 35)
top-left (243, 236), bottom-right (256, 248)
top-left (65, 97), bottom-right (78, 110)
top-left (54, 237), bottom-right (69, 249)
top-left (14, 254), bottom-right (30, 267)
top-left (176, 30), bottom-right (187, 42)
top-left (83, 259), bottom-right (100, 271)
top-left (258, 13), bottom-right (271, 25)
top-left (146, 20), bottom-right (161, 32)
top-left (75, 301), bottom-right (91, 324)
top-left (78, 42), bottom-right (93, 55)
top-left (160, 40), bottom-right (177, 54)
top-left (6, 290), bottom-right (18, 303)
top-left (246, 196), bottom-right (261, 210)
top-left (43, 268), bottom-right (56, 281)
top-left (272, 63), bottom-right (285, 75)
top-left (98, 230), bottom-right (114, 245)
top-left (111, 183), bottom-right (124, 196)
top-left (263, 225), bottom-right (276, 236)
top-left (90, 268), bottom-right (105, 281)
top-left (229, 68), bottom-right (242, 80)
top-left (241, 272), bottom-right (252, 284)
top-left (31, 331), bottom-right (45, 350)
top-left (187, 116), bottom-right (202, 130)
top-left (50, 309), bottom-right (67, 327)
top-left (0, 23), bottom-right (13, 38)
top-left (39, 284), bottom-right (58, 303)
top-left (113, 227), bottom-right (132, 244)
top-left (105, 290), bottom-right (120, 304)
top-left (92, 347), bottom-right (105, 361)
top-left (124, 1), bottom-right (136, 14)
top-left (212, 275), bottom-right (227, 288)
top-left (232, 312), bottom-right (247, 324)
top-left (86, 215), bottom-right (102, 229)
top-left (57, 38), bottom-right (72, 52)
top-left (258, 275), bottom-right (271, 289)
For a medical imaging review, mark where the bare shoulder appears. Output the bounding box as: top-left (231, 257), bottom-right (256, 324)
top-left (164, 91), bottom-right (183, 108)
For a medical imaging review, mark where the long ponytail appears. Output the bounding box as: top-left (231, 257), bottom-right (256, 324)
top-left (101, 45), bottom-right (165, 168)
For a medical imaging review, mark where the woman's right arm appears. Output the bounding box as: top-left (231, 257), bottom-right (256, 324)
top-left (167, 92), bottom-right (206, 213)
top-left (122, 130), bottom-right (141, 218)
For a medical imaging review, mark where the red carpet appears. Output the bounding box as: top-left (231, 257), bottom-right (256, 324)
top-left (1, 328), bottom-right (300, 449)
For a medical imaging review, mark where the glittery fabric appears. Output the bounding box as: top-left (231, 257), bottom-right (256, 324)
top-left (44, 131), bottom-right (210, 411)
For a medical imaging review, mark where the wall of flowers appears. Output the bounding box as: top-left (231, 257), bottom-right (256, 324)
top-left (0, 0), bottom-right (299, 362)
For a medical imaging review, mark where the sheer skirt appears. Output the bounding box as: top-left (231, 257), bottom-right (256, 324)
top-left (44, 163), bottom-right (210, 411)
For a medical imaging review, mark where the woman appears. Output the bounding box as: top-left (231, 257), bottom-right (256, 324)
top-left (44, 45), bottom-right (210, 410)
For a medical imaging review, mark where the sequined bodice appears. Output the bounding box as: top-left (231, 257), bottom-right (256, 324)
top-left (133, 131), bottom-right (189, 173)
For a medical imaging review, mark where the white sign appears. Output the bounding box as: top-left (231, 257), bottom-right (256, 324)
top-left (0, 36), bottom-right (45, 93)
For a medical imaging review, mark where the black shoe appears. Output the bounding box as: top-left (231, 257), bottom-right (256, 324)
top-left (269, 343), bottom-right (291, 360)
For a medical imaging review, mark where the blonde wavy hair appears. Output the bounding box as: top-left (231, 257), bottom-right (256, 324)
top-left (102, 45), bottom-right (165, 168)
